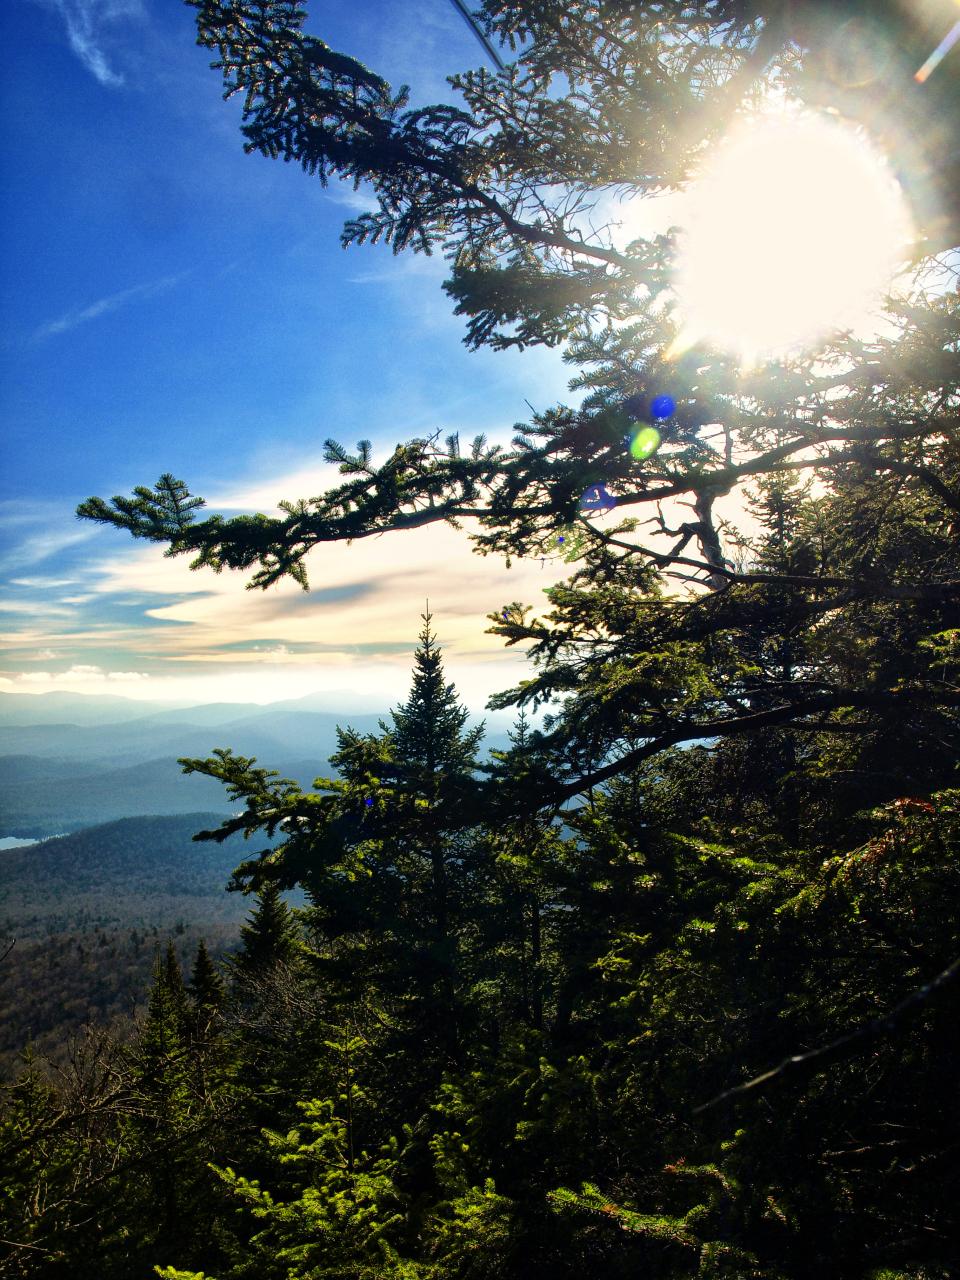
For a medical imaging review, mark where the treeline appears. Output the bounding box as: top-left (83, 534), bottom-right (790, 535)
top-left (1, 620), bottom-right (957, 1278)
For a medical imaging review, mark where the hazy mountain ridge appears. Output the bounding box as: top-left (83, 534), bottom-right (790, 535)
top-left (0, 688), bottom-right (405, 728)
top-left (0, 691), bottom-right (512, 838)
top-left (0, 710), bottom-right (387, 767)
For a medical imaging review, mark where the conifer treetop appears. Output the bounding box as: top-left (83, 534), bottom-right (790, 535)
top-left (386, 605), bottom-right (485, 779)
top-left (230, 882), bottom-right (301, 979)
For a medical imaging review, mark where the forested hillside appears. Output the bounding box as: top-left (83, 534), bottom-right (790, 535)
top-left (3, 2), bottom-right (958, 1279)
top-left (0, 814), bottom-right (302, 1077)
top-left (0, 814), bottom-right (273, 939)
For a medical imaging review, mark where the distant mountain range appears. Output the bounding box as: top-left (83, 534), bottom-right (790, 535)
top-left (0, 689), bottom-right (515, 839)
top-left (0, 689), bottom-right (393, 727)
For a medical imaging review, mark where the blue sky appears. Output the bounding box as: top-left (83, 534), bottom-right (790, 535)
top-left (0, 0), bottom-right (590, 713)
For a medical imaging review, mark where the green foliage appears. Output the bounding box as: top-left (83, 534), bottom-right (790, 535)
top-left (229, 883), bottom-right (303, 981)
top-left (76, 473), bottom-right (205, 543)
top-left (190, 938), bottom-right (226, 1015)
top-left (16, 3), bottom-right (960, 1278)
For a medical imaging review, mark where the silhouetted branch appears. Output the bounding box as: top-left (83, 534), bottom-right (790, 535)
top-left (693, 954), bottom-right (960, 1114)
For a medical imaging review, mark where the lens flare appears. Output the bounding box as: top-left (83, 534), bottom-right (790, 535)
top-left (650, 394), bottom-right (676, 420)
top-left (630, 427), bottom-right (662, 460)
top-left (579, 484), bottom-right (617, 514)
top-left (915, 20), bottom-right (960, 83)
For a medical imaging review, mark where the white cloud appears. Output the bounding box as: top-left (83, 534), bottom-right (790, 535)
top-left (324, 183), bottom-right (378, 215)
top-left (0, 526), bottom-right (98, 574)
top-left (13, 664), bottom-right (149, 686)
top-left (38, 0), bottom-right (144, 87)
top-left (0, 502), bottom-right (49, 529)
top-left (346, 254), bottom-right (449, 287)
top-left (251, 644), bottom-right (292, 662)
top-left (205, 460), bottom-right (348, 513)
top-left (34, 271), bottom-right (188, 341)
top-left (0, 600), bottom-right (75, 617)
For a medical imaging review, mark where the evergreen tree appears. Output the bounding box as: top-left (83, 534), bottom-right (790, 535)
top-left (188, 937), bottom-right (225, 1016)
top-left (164, 938), bottom-right (191, 1038)
top-left (185, 938), bottom-right (227, 1109)
top-left (229, 882), bottom-right (301, 981)
top-left (132, 949), bottom-right (194, 1245)
top-left (382, 606), bottom-right (485, 1064)
top-left (388, 604), bottom-right (485, 784)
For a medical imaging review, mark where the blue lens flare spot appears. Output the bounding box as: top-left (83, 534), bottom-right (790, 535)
top-left (650, 394), bottom-right (676, 421)
top-left (579, 483), bottom-right (616, 514)
top-left (364, 797), bottom-right (374, 806)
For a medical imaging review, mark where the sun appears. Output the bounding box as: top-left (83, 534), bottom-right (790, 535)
top-left (670, 101), bottom-right (913, 363)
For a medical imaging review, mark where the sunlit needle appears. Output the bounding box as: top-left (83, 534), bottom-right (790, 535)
top-left (915, 19), bottom-right (960, 82)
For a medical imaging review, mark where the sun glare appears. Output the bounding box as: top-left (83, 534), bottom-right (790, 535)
top-left (671, 102), bottom-right (913, 362)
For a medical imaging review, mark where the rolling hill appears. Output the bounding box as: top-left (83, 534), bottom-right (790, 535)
top-left (0, 811), bottom-right (304, 1078)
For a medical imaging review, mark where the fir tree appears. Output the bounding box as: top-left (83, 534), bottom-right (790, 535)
top-left (229, 882), bottom-right (301, 981)
top-left (127, 948), bottom-right (195, 1261)
top-left (188, 938), bottom-right (224, 1016)
top-left (140, 946), bottom-right (188, 1085)
top-left (163, 939), bottom-right (190, 1037)
top-left (387, 603), bottom-right (485, 784)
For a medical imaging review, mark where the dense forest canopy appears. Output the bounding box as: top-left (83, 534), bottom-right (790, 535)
top-left (3, 3), bottom-right (958, 1278)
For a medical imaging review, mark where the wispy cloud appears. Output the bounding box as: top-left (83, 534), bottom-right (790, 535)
top-left (346, 254), bottom-right (449, 287)
top-left (0, 599), bottom-right (75, 618)
top-left (0, 527), bottom-right (98, 574)
top-left (33, 271), bottom-right (187, 341)
top-left (324, 183), bottom-right (378, 215)
top-left (38, 0), bottom-right (144, 87)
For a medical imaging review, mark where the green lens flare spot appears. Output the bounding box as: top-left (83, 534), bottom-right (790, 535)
top-left (630, 426), bottom-right (662, 461)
